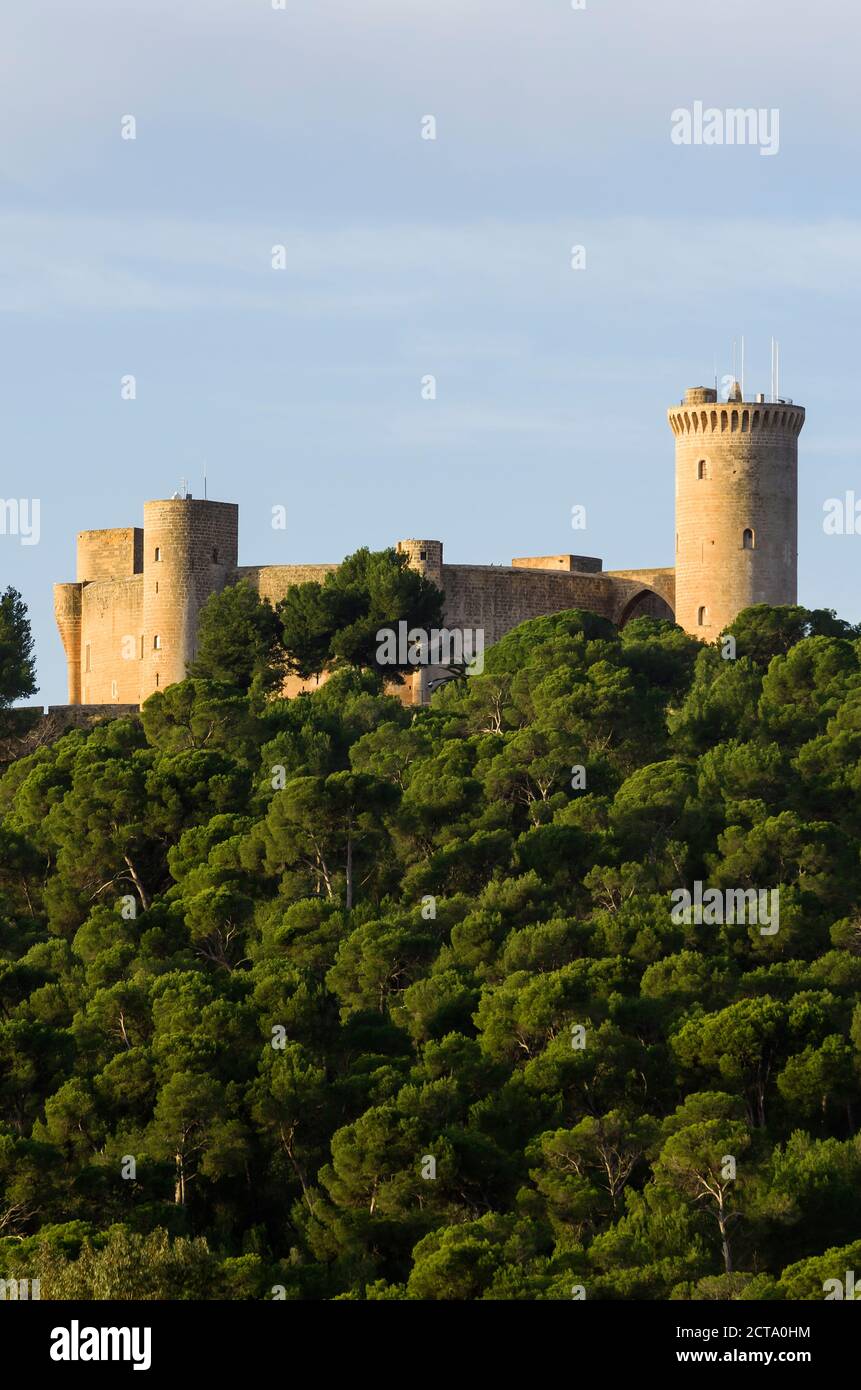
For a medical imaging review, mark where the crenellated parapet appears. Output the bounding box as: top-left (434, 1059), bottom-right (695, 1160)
top-left (668, 401), bottom-right (805, 440)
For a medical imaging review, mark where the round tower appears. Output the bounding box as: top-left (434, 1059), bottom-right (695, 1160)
top-left (669, 384), bottom-right (804, 638)
top-left (395, 538), bottom-right (444, 591)
top-left (141, 498), bottom-right (238, 700)
top-left (53, 583), bottom-right (82, 704)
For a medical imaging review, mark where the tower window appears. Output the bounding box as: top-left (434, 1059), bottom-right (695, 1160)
top-left (697, 459), bottom-right (708, 479)
top-left (419, 550), bottom-right (427, 560)
top-left (111, 680), bottom-right (118, 699)
top-left (140, 635), bottom-right (144, 659)
top-left (154, 546), bottom-right (161, 562)
top-left (697, 606), bottom-right (708, 627)
top-left (742, 528), bottom-right (754, 550)
top-left (212, 547), bottom-right (218, 563)
top-left (85, 643), bottom-right (91, 673)
top-left (153, 634), bottom-right (162, 650)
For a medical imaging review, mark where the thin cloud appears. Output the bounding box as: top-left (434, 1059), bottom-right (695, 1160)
top-left (2, 213), bottom-right (861, 315)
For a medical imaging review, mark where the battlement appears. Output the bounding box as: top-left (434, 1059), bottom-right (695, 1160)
top-left (668, 401), bottom-right (805, 438)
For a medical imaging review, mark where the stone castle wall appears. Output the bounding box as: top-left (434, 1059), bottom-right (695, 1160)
top-left (441, 564), bottom-right (617, 642)
top-left (77, 528), bottom-right (143, 583)
top-left (54, 510), bottom-right (678, 708)
top-left (55, 522), bottom-right (676, 708)
top-left (235, 564), bottom-right (339, 605)
top-left (80, 575), bottom-right (144, 705)
top-left (58, 376), bottom-right (800, 712)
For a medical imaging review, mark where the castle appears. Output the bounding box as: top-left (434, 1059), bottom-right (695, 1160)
top-left (53, 383), bottom-right (804, 707)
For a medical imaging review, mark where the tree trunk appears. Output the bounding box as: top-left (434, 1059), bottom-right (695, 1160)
top-left (345, 832), bottom-right (353, 910)
top-left (717, 1203), bottom-right (733, 1274)
top-left (123, 855), bottom-right (150, 911)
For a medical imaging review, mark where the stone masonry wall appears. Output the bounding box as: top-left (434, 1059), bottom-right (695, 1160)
top-left (55, 506), bottom-right (676, 709)
top-left (604, 568), bottom-right (676, 621)
top-left (77, 528), bottom-right (143, 583)
top-left (234, 564), bottom-right (339, 605)
top-left (511, 554), bottom-right (603, 574)
top-left (439, 564), bottom-right (619, 645)
top-left (80, 575), bottom-right (144, 705)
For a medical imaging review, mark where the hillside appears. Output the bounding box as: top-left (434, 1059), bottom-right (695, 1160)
top-left (2, 605), bottom-right (861, 1300)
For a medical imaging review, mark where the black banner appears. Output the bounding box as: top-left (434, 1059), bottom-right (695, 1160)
top-left (3, 1297), bottom-right (855, 1377)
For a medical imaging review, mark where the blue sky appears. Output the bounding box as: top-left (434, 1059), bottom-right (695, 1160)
top-left (2, 0), bottom-right (860, 704)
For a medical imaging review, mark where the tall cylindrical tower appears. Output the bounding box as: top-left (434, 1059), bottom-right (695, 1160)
top-left (669, 384), bottom-right (804, 638)
top-left (141, 498), bottom-right (238, 700)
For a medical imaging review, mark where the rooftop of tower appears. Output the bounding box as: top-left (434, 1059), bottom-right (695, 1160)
top-left (680, 383), bottom-right (797, 406)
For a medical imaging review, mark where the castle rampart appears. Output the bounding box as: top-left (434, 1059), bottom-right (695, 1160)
top-left (53, 380), bottom-right (804, 707)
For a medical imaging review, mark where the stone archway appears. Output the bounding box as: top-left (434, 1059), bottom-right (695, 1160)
top-left (617, 588), bottom-right (675, 628)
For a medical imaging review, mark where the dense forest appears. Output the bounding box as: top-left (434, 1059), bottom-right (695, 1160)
top-left (2, 572), bottom-right (861, 1300)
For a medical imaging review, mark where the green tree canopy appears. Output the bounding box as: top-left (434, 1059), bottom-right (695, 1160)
top-left (279, 547), bottom-right (444, 683)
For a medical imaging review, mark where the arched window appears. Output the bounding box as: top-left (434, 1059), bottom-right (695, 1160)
top-left (697, 459), bottom-right (708, 479)
top-left (154, 546), bottom-right (161, 562)
top-left (742, 528), bottom-right (754, 550)
top-left (697, 606), bottom-right (708, 627)
top-left (212, 547), bottom-right (219, 563)
top-left (153, 634), bottom-right (162, 650)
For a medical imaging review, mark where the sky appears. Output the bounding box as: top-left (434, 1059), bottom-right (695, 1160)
top-left (2, 0), bottom-right (861, 704)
